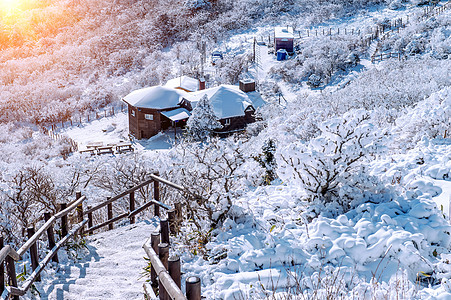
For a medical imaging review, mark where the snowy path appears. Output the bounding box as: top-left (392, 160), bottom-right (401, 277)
top-left (33, 221), bottom-right (157, 300)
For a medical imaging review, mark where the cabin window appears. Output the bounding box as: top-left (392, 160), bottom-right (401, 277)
top-left (282, 39), bottom-right (288, 42)
top-left (145, 114), bottom-right (153, 120)
top-left (224, 118), bottom-right (231, 126)
top-left (131, 110), bottom-right (135, 117)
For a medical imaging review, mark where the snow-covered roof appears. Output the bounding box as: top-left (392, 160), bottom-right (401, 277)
top-left (164, 76), bottom-right (199, 92)
top-left (161, 108), bottom-right (191, 121)
top-left (122, 86), bottom-right (186, 109)
top-left (275, 26), bottom-right (294, 39)
top-left (186, 85), bottom-right (265, 119)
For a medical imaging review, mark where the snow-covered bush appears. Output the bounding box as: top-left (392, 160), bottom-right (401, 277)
top-left (165, 137), bottom-right (263, 229)
top-left (186, 95), bottom-right (222, 141)
top-left (393, 86), bottom-right (451, 148)
top-left (277, 110), bottom-right (383, 208)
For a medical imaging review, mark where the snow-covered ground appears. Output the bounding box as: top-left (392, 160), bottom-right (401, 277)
top-left (30, 220), bottom-right (158, 300)
top-left (60, 112), bottom-right (175, 152)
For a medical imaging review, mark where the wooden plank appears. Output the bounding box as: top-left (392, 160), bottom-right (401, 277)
top-left (143, 240), bottom-right (187, 300)
top-left (86, 212), bottom-right (128, 233)
top-left (129, 200), bottom-right (172, 219)
top-left (54, 196), bottom-right (87, 219)
top-left (85, 179), bottom-right (154, 215)
top-left (4, 286), bottom-right (25, 296)
top-left (0, 246), bottom-right (20, 264)
top-left (149, 174), bottom-right (185, 191)
top-left (143, 282), bottom-right (157, 300)
top-left (21, 220), bottom-right (88, 293)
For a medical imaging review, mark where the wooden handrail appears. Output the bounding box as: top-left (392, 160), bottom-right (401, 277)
top-left (143, 238), bottom-right (187, 300)
top-left (85, 178), bottom-right (154, 214)
top-left (129, 199), bottom-right (172, 218)
top-left (19, 220), bottom-right (88, 294)
top-left (0, 246), bottom-right (20, 264)
top-left (149, 174), bottom-right (185, 191)
top-left (86, 212), bottom-right (129, 233)
top-left (2, 220), bottom-right (88, 299)
top-left (16, 196), bottom-right (86, 257)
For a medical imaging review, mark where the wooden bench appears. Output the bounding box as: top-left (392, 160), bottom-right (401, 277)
top-left (116, 143), bottom-right (134, 153)
top-left (97, 146), bottom-right (114, 155)
top-left (79, 148), bottom-right (96, 155)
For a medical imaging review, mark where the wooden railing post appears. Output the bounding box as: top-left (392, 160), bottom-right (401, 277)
top-left (186, 276), bottom-right (201, 300)
top-left (0, 236), bottom-right (4, 296)
top-left (158, 243), bottom-right (170, 300)
top-left (168, 209), bottom-right (176, 234)
top-left (168, 256), bottom-right (181, 288)
top-left (76, 191), bottom-right (83, 235)
top-left (107, 197), bottom-right (113, 231)
top-left (87, 206), bottom-right (93, 232)
top-left (154, 180), bottom-right (160, 217)
top-left (27, 227), bottom-right (40, 282)
top-left (160, 219), bottom-right (170, 245)
top-left (151, 231), bottom-right (160, 286)
top-left (60, 203), bottom-right (68, 237)
top-left (44, 212), bottom-right (59, 263)
top-left (129, 185), bottom-right (135, 225)
top-left (5, 255), bottom-right (19, 300)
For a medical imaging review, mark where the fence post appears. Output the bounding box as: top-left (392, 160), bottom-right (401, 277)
top-left (129, 185), bottom-right (135, 225)
top-left (186, 276), bottom-right (201, 300)
top-left (60, 203), bottom-right (68, 237)
top-left (151, 231), bottom-right (160, 286)
top-left (44, 212), bottom-right (59, 263)
top-left (107, 198), bottom-right (113, 230)
top-left (27, 227), bottom-right (41, 282)
top-left (158, 243), bottom-right (170, 300)
top-left (5, 256), bottom-right (18, 300)
top-left (168, 209), bottom-right (176, 234)
top-left (160, 219), bottom-right (170, 245)
top-left (76, 191), bottom-right (84, 235)
top-left (0, 236), bottom-right (4, 296)
top-left (154, 180), bottom-right (160, 217)
top-left (87, 205), bottom-right (93, 232)
top-left (168, 256), bottom-right (181, 288)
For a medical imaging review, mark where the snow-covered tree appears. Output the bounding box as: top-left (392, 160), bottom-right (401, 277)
top-left (277, 110), bottom-right (384, 208)
top-left (186, 95), bottom-right (222, 141)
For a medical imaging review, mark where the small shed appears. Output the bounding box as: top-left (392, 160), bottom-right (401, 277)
top-left (274, 26), bottom-right (294, 54)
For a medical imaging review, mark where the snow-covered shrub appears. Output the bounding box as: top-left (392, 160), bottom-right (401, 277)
top-left (186, 95), bottom-right (222, 141)
top-left (165, 137), bottom-right (263, 229)
top-left (307, 74), bottom-right (322, 88)
top-left (277, 110), bottom-right (383, 208)
top-left (393, 86), bottom-right (451, 148)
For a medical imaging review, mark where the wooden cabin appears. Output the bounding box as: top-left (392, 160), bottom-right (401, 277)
top-left (274, 26), bottom-right (294, 54)
top-left (122, 86), bottom-right (191, 139)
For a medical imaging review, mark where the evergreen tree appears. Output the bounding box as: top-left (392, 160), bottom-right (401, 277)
top-left (186, 95), bottom-right (222, 141)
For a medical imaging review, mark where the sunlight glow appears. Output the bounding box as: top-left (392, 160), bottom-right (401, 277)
top-left (0, 0), bottom-right (21, 12)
